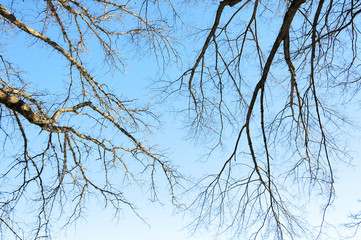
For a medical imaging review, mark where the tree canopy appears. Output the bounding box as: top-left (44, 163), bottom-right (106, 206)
top-left (0, 0), bottom-right (361, 239)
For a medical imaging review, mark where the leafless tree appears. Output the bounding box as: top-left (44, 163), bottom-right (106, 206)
top-left (168, 0), bottom-right (361, 239)
top-left (0, 1), bottom-right (180, 239)
top-left (1, 0), bottom-right (361, 239)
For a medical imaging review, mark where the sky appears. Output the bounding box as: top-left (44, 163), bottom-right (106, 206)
top-left (28, 48), bottom-right (361, 240)
top-left (2, 1), bottom-right (361, 240)
top-left (51, 75), bottom-right (361, 240)
top-left (50, 55), bottom-right (361, 240)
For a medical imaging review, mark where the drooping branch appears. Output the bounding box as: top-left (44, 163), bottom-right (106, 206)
top-left (187, 0), bottom-right (243, 106)
top-left (241, 0), bottom-right (307, 190)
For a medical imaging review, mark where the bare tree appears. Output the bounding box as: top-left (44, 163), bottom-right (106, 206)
top-left (1, 0), bottom-right (361, 239)
top-left (169, 0), bottom-right (361, 239)
top-left (0, 1), bottom-right (180, 239)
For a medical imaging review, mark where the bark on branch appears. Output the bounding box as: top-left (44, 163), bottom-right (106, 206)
top-left (0, 88), bottom-right (46, 126)
top-left (0, 88), bottom-right (92, 127)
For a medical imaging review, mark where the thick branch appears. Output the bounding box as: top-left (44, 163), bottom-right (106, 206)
top-left (0, 88), bottom-right (93, 126)
top-left (0, 88), bottom-right (45, 126)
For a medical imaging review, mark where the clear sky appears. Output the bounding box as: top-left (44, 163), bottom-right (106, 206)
top-left (2, 1), bottom-right (361, 240)
top-left (49, 50), bottom-right (361, 240)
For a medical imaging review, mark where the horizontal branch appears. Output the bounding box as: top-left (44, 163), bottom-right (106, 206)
top-left (0, 88), bottom-right (92, 126)
top-left (0, 88), bottom-right (46, 126)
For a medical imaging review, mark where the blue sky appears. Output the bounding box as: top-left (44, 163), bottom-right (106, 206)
top-left (46, 52), bottom-right (361, 240)
top-left (2, 1), bottom-right (361, 239)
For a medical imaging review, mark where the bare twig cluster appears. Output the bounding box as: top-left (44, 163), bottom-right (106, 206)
top-left (173, 0), bottom-right (361, 239)
top-left (0, 1), bottom-right (180, 239)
